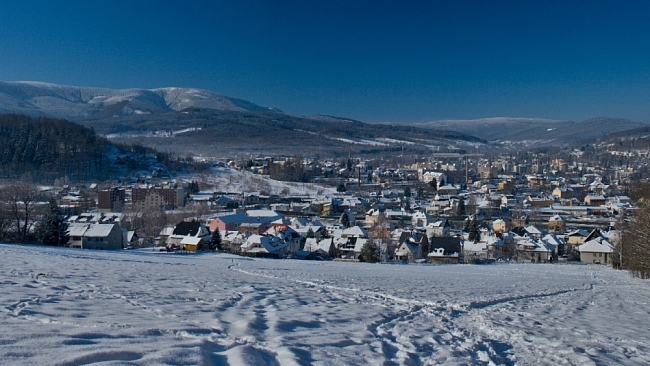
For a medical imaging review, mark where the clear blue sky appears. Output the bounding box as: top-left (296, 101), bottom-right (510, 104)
top-left (1, 0), bottom-right (649, 123)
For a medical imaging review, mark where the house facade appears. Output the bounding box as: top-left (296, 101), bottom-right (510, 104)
top-left (68, 223), bottom-right (123, 250)
top-left (577, 238), bottom-right (614, 264)
top-left (166, 221), bottom-right (211, 246)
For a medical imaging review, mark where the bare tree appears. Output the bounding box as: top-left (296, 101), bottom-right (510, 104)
top-left (141, 206), bottom-right (167, 247)
top-left (370, 218), bottom-right (392, 262)
top-left (0, 183), bottom-right (42, 242)
top-left (0, 199), bottom-right (12, 241)
top-left (618, 184), bottom-right (650, 278)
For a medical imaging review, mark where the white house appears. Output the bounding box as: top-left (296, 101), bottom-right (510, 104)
top-left (426, 220), bottom-right (450, 238)
top-left (303, 238), bottom-right (335, 257)
top-left (577, 238), bottom-right (614, 264)
top-left (338, 238), bottom-right (367, 260)
top-left (240, 234), bottom-right (289, 257)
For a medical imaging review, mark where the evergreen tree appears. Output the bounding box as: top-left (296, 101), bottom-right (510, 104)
top-left (429, 178), bottom-right (437, 191)
top-left (339, 212), bottom-right (350, 228)
top-left (360, 238), bottom-right (379, 263)
top-left (468, 216), bottom-right (480, 243)
top-left (457, 197), bottom-right (466, 216)
top-left (403, 187), bottom-right (412, 212)
top-left (306, 228), bottom-right (315, 238)
top-left (210, 229), bottom-right (222, 251)
top-left (404, 199), bottom-right (411, 213)
top-left (36, 199), bottom-right (69, 246)
top-left (336, 183), bottom-right (346, 192)
top-left (187, 181), bottom-right (200, 195)
top-left (328, 244), bottom-right (339, 259)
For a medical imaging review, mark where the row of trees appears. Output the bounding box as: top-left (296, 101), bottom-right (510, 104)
top-left (616, 184), bottom-right (650, 279)
top-left (0, 183), bottom-right (69, 244)
top-left (268, 158), bottom-right (311, 182)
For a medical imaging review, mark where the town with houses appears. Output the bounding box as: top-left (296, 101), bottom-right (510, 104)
top-left (46, 147), bottom-right (640, 268)
top-left (5, 3), bottom-right (650, 364)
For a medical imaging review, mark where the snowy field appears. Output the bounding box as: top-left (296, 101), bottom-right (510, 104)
top-left (1, 244), bottom-right (649, 365)
top-left (199, 168), bottom-right (335, 197)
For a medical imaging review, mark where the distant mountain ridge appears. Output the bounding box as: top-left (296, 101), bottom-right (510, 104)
top-left (0, 81), bottom-right (490, 156)
top-left (0, 81), bottom-right (269, 120)
top-left (395, 117), bottom-right (647, 146)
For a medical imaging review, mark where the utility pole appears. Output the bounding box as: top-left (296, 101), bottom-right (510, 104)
top-left (358, 166), bottom-right (361, 187)
top-left (465, 155), bottom-right (469, 185)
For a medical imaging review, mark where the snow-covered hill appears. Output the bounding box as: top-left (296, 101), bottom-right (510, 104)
top-left (0, 81), bottom-right (268, 120)
top-left (2, 244), bottom-right (649, 365)
top-left (399, 117), bottom-right (647, 146)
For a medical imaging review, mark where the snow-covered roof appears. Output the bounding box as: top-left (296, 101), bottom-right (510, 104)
top-left (438, 185), bottom-right (456, 190)
top-left (292, 225), bottom-right (322, 235)
top-left (585, 195), bottom-right (605, 200)
top-left (394, 241), bottom-right (421, 259)
top-left (223, 231), bottom-right (246, 243)
top-left (303, 238), bottom-right (333, 253)
top-left (542, 234), bottom-right (563, 246)
top-left (354, 238), bottom-right (367, 252)
top-left (246, 209), bottom-right (281, 218)
top-left (567, 229), bottom-right (591, 237)
top-left (215, 213), bottom-right (249, 224)
top-left (241, 234), bottom-right (288, 253)
top-left (84, 224), bottom-right (115, 237)
top-left (524, 225), bottom-right (541, 235)
top-left (428, 249), bottom-right (458, 257)
top-left (68, 224), bottom-right (88, 237)
top-left (517, 239), bottom-right (552, 253)
top-left (578, 239), bottom-right (614, 253)
top-left (462, 241), bottom-right (487, 252)
top-left (341, 226), bottom-right (366, 238)
top-left (180, 236), bottom-right (204, 245)
top-left (159, 226), bottom-right (174, 236)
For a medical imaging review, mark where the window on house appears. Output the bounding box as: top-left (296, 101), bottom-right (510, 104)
top-left (593, 253), bottom-right (597, 257)
top-left (599, 252), bottom-right (602, 257)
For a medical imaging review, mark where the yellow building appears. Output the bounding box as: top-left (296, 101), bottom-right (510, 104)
top-left (547, 215), bottom-right (565, 234)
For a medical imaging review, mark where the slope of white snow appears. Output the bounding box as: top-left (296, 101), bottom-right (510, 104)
top-left (203, 167), bottom-right (335, 196)
top-left (1, 244), bottom-right (649, 365)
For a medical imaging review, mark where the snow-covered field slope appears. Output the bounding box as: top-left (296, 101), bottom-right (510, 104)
top-left (1, 245), bottom-right (649, 365)
top-left (202, 168), bottom-right (335, 196)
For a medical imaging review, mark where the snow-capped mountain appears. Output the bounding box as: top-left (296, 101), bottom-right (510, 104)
top-left (0, 81), bottom-right (269, 120)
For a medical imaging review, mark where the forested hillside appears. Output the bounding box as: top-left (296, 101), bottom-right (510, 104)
top-left (85, 108), bottom-right (487, 156)
top-left (0, 114), bottom-right (169, 182)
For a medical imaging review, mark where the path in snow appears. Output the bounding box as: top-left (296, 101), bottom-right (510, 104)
top-left (0, 244), bottom-right (649, 365)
